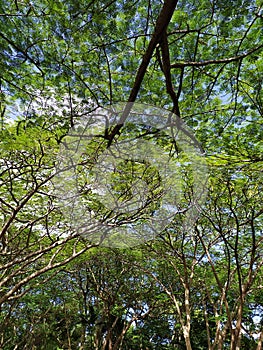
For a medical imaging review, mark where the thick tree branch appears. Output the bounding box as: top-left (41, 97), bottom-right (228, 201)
top-left (160, 31), bottom-right (180, 116)
top-left (127, 0), bottom-right (178, 105)
top-left (107, 0), bottom-right (178, 144)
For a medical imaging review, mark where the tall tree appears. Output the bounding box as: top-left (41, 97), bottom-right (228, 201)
top-left (0, 0), bottom-right (262, 348)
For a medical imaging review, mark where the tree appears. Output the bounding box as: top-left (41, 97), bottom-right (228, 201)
top-left (0, 0), bottom-right (263, 348)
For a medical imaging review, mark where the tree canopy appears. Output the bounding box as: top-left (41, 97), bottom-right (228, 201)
top-left (0, 0), bottom-right (262, 349)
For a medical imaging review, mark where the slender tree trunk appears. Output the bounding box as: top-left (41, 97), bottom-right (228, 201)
top-left (183, 285), bottom-right (192, 350)
top-left (230, 287), bottom-right (247, 350)
top-left (183, 329), bottom-right (192, 350)
top-left (256, 329), bottom-right (263, 350)
top-left (202, 298), bottom-right (212, 350)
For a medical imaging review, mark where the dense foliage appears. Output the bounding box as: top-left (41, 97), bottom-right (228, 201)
top-left (0, 0), bottom-right (262, 349)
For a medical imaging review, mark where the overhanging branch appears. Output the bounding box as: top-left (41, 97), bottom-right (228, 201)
top-left (107, 0), bottom-right (178, 145)
top-left (170, 44), bottom-right (263, 69)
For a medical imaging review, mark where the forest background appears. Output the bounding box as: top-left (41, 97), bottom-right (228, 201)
top-left (0, 0), bottom-right (263, 349)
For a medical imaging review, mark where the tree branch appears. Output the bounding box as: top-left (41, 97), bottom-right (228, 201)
top-left (107, 0), bottom-right (178, 144)
top-left (170, 44), bottom-right (263, 69)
